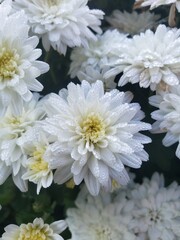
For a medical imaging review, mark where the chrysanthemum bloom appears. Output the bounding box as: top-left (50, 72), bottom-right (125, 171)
top-left (149, 85), bottom-right (180, 159)
top-left (129, 173), bottom-right (180, 240)
top-left (1, 217), bottom-right (67, 240)
top-left (105, 25), bottom-right (180, 91)
top-left (106, 10), bottom-right (160, 35)
top-left (42, 80), bottom-right (151, 196)
top-left (66, 187), bottom-right (136, 240)
top-left (69, 29), bottom-right (128, 90)
top-left (17, 127), bottom-right (55, 194)
top-left (0, 95), bottom-right (46, 191)
top-left (13, 0), bottom-right (104, 55)
top-left (0, 0), bottom-right (49, 115)
top-left (135, 0), bottom-right (180, 12)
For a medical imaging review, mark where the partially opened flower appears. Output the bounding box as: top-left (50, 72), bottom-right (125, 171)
top-left (42, 80), bottom-right (151, 196)
top-left (105, 25), bottom-right (180, 91)
top-left (0, 0), bottom-right (49, 115)
top-left (18, 127), bottom-right (55, 194)
top-left (1, 217), bottom-right (67, 240)
top-left (66, 187), bottom-right (136, 240)
top-left (149, 85), bottom-right (180, 159)
top-left (106, 10), bottom-right (160, 35)
top-left (76, 66), bottom-right (116, 92)
top-left (129, 172), bottom-right (180, 240)
top-left (13, 0), bottom-right (104, 55)
top-left (0, 95), bottom-right (46, 191)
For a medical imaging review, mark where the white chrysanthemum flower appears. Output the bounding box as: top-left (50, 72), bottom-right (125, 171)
top-left (135, 0), bottom-right (180, 12)
top-left (69, 29), bottom-right (128, 90)
top-left (1, 217), bottom-right (67, 240)
top-left (105, 25), bottom-right (180, 91)
top-left (66, 187), bottom-right (136, 240)
top-left (0, 0), bottom-right (49, 115)
top-left (149, 85), bottom-right (180, 159)
top-left (106, 10), bottom-right (160, 35)
top-left (0, 95), bottom-right (46, 192)
top-left (13, 0), bottom-right (104, 55)
top-left (42, 80), bottom-right (151, 196)
top-left (18, 127), bottom-right (55, 194)
top-left (129, 172), bottom-right (180, 240)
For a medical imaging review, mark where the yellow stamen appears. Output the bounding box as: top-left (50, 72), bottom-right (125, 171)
top-left (30, 147), bottom-right (48, 172)
top-left (0, 47), bottom-right (19, 80)
top-left (19, 223), bottom-right (50, 240)
top-left (80, 113), bottom-right (105, 143)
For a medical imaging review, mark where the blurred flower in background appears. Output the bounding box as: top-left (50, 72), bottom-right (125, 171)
top-left (106, 10), bottom-right (160, 35)
top-left (67, 173), bottom-right (180, 240)
top-left (129, 173), bottom-right (180, 240)
top-left (66, 187), bottom-right (136, 240)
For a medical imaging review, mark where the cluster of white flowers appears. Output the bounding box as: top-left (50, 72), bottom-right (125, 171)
top-left (67, 173), bottom-right (180, 240)
top-left (67, 2), bottom-right (180, 163)
top-left (1, 217), bottom-right (67, 240)
top-left (0, 0), bottom-right (51, 193)
top-left (0, 76), bottom-right (151, 195)
top-left (69, 22), bottom-right (180, 94)
top-left (109, 4), bottom-right (180, 159)
top-left (0, 0), bottom-right (178, 197)
top-left (1, 0), bottom-right (180, 239)
top-left (0, 95), bottom-right (47, 192)
top-left (106, 10), bottom-right (160, 35)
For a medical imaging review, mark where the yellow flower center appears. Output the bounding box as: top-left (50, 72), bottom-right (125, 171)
top-left (0, 116), bottom-right (26, 138)
top-left (80, 113), bottom-right (105, 144)
top-left (19, 224), bottom-right (50, 240)
top-left (47, 0), bottom-right (60, 6)
top-left (30, 147), bottom-right (49, 172)
top-left (7, 116), bottom-right (22, 126)
top-left (95, 225), bottom-right (112, 240)
top-left (0, 47), bottom-right (19, 81)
